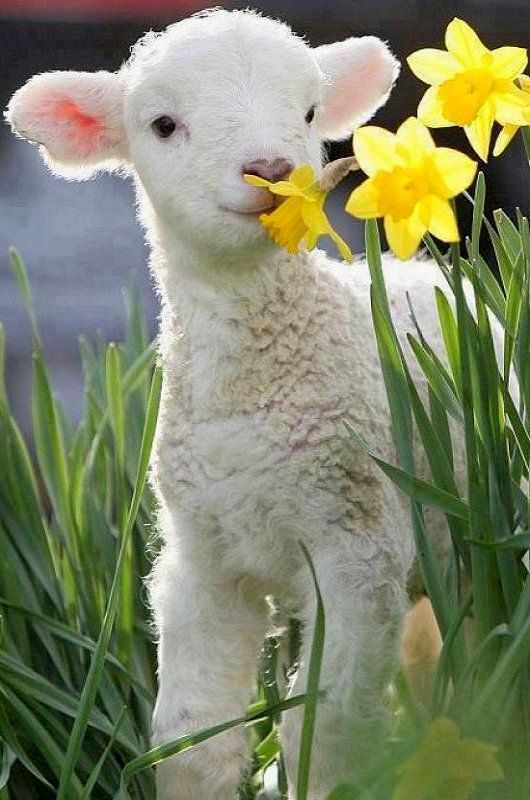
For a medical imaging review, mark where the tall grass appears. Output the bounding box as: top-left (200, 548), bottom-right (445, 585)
top-left (0, 250), bottom-right (160, 799)
top-left (2, 163), bottom-right (530, 799)
top-left (344, 175), bottom-right (530, 799)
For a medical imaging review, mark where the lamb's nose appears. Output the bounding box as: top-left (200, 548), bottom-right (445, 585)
top-left (243, 158), bottom-right (294, 183)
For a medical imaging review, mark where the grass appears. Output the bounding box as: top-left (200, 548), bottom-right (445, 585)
top-left (2, 161), bottom-right (530, 799)
top-left (0, 250), bottom-right (160, 799)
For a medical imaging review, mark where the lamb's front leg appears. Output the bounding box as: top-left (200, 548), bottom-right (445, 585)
top-left (151, 547), bottom-right (269, 800)
top-left (281, 538), bottom-right (410, 799)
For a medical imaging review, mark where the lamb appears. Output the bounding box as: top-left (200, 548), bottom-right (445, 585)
top-left (7, 9), bottom-right (458, 798)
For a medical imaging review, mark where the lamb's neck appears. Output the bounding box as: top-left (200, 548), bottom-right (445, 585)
top-left (153, 232), bottom-right (318, 358)
top-left (152, 233), bottom-right (321, 417)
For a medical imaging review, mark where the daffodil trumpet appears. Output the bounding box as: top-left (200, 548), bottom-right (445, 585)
top-left (244, 163), bottom-right (354, 262)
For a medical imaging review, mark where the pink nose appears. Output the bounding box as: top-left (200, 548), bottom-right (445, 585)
top-left (243, 158), bottom-right (294, 183)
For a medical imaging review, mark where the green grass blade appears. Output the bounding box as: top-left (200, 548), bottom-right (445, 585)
top-left (8, 248), bottom-right (41, 348)
top-left (106, 344), bottom-right (125, 474)
top-left (345, 423), bottom-right (468, 519)
top-left (0, 684), bottom-right (84, 797)
top-left (57, 364), bottom-right (162, 799)
top-left (470, 171), bottom-right (486, 267)
top-left (81, 706), bottom-right (127, 799)
top-left (296, 542), bottom-right (325, 800)
top-left (120, 693), bottom-right (316, 796)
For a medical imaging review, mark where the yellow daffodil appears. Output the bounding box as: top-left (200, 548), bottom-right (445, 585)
top-left (494, 74), bottom-right (530, 155)
top-left (346, 117), bottom-right (477, 260)
top-left (244, 165), bottom-right (353, 262)
top-left (407, 18), bottom-right (528, 160)
top-left (394, 718), bottom-right (503, 800)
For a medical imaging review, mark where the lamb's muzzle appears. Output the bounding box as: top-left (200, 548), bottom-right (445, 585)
top-left (243, 157), bottom-right (294, 183)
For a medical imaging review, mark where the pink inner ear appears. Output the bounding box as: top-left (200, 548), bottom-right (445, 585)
top-left (329, 55), bottom-right (393, 123)
top-left (53, 99), bottom-right (105, 157)
top-left (56, 99), bottom-right (103, 147)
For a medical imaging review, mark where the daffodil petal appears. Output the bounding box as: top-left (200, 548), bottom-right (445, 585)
top-left (417, 85), bottom-right (453, 128)
top-left (396, 116), bottom-right (436, 155)
top-left (384, 211), bottom-right (426, 261)
top-left (445, 18), bottom-right (489, 68)
top-left (329, 229), bottom-right (353, 263)
top-left (301, 200), bottom-right (329, 234)
top-left (265, 181), bottom-right (305, 197)
top-left (303, 229), bottom-right (319, 250)
top-left (345, 178), bottom-right (380, 219)
top-left (407, 48), bottom-right (461, 85)
top-left (300, 201), bottom-right (353, 262)
top-left (430, 147), bottom-right (477, 197)
top-left (421, 195), bottom-right (460, 242)
top-left (353, 126), bottom-right (398, 176)
top-left (493, 124), bottom-right (519, 156)
top-left (490, 47), bottom-right (528, 80)
top-left (290, 164), bottom-right (316, 189)
top-left (464, 100), bottom-right (495, 160)
top-left (245, 173), bottom-right (305, 197)
top-left (492, 85), bottom-right (530, 125)
top-left (244, 174), bottom-right (272, 188)
top-left (519, 75), bottom-right (530, 93)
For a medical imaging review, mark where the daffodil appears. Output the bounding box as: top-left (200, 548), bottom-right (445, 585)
top-left (407, 18), bottom-right (529, 160)
top-left (346, 117), bottom-right (477, 260)
top-left (394, 718), bottom-right (503, 800)
top-left (494, 74), bottom-right (530, 155)
top-left (244, 165), bottom-right (353, 262)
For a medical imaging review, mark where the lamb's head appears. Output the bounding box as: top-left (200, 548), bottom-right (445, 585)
top-left (6, 9), bottom-right (399, 260)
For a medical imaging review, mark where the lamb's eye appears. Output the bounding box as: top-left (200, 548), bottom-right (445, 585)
top-left (152, 115), bottom-right (177, 138)
top-left (305, 105), bottom-right (316, 124)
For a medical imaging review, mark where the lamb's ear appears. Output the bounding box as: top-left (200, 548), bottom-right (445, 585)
top-left (5, 70), bottom-right (127, 179)
top-left (314, 36), bottom-right (400, 141)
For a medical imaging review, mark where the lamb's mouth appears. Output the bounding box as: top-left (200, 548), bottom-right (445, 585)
top-left (219, 195), bottom-right (283, 217)
top-left (219, 203), bottom-right (275, 216)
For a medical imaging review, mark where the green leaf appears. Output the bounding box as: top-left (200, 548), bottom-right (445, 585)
top-left (9, 248), bottom-right (41, 348)
top-left (80, 706), bottom-right (127, 799)
top-left (471, 171), bottom-right (486, 267)
top-left (296, 542), bottom-right (326, 800)
top-left (120, 693), bottom-right (317, 793)
top-left (106, 343), bottom-right (125, 474)
top-left (31, 350), bottom-right (75, 543)
top-left (466, 533), bottom-right (530, 551)
top-left (434, 287), bottom-right (461, 391)
top-left (0, 324), bottom-right (5, 402)
top-left (459, 256), bottom-right (506, 328)
top-left (0, 684), bottom-right (84, 797)
top-left (57, 364), bottom-right (162, 799)
top-left (345, 426), bottom-right (468, 519)
top-left (326, 785), bottom-right (360, 800)
top-left (407, 334), bottom-right (463, 422)
top-left (466, 613), bottom-right (530, 728)
top-left (494, 209), bottom-right (522, 264)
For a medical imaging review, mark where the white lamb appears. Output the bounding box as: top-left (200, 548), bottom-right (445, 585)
top-left (8, 9), bottom-right (459, 799)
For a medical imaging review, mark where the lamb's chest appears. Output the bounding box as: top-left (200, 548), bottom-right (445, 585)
top-left (155, 395), bottom-right (389, 543)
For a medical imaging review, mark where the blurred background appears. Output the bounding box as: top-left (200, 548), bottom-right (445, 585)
top-left (1, 0), bottom-right (529, 433)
